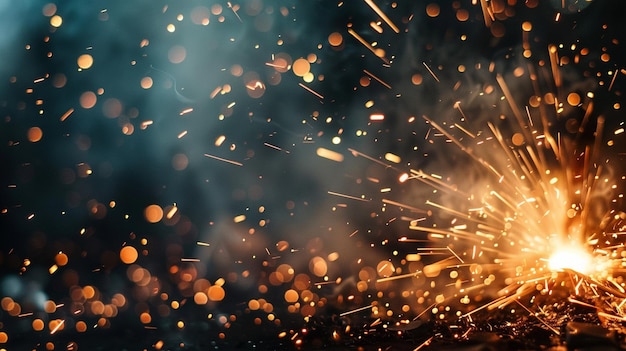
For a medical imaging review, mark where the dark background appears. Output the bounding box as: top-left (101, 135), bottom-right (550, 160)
top-left (1, 0), bottom-right (625, 350)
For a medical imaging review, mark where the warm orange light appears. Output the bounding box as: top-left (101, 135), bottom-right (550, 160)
top-left (548, 245), bottom-right (593, 274)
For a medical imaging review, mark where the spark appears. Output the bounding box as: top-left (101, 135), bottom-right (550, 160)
top-left (50, 319), bottom-right (65, 335)
top-left (327, 191), bottom-right (370, 202)
top-left (609, 69), bottom-right (619, 92)
top-left (339, 304), bottom-right (373, 317)
top-left (363, 0), bottom-right (400, 33)
top-left (264, 142), bottom-right (289, 153)
top-left (422, 62), bottom-right (440, 82)
top-left (298, 82), bottom-right (324, 100)
top-left (179, 107), bottom-right (193, 116)
top-left (363, 69), bottom-right (392, 89)
top-left (413, 336), bottom-right (433, 351)
top-left (203, 153), bottom-right (243, 167)
top-left (347, 28), bottom-right (390, 64)
top-left (227, 2), bottom-right (243, 23)
top-left (382, 198), bottom-right (428, 214)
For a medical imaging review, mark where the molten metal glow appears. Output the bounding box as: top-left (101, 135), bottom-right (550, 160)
top-left (548, 245), bottom-right (593, 274)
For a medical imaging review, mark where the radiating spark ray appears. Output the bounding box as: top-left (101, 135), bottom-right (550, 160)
top-left (264, 142), bottom-right (285, 152)
top-left (608, 70), bottom-right (619, 91)
top-left (181, 258), bottom-right (200, 262)
top-left (363, 69), bottom-right (392, 89)
top-left (382, 198), bottom-right (428, 214)
top-left (496, 75), bottom-right (534, 145)
top-left (413, 336), bottom-right (433, 351)
top-left (453, 123), bottom-right (476, 138)
top-left (340, 304), bottom-right (373, 317)
top-left (377, 271), bottom-right (421, 282)
top-left (515, 300), bottom-right (561, 335)
top-left (447, 246), bottom-right (464, 264)
top-left (422, 62), bottom-right (440, 82)
top-left (363, 0), bottom-right (400, 33)
top-left (50, 319), bottom-right (65, 335)
top-left (410, 169), bottom-right (470, 198)
top-left (203, 153), bottom-right (243, 167)
top-left (548, 45), bottom-right (562, 89)
top-left (227, 2), bottom-right (243, 22)
top-left (479, 0), bottom-right (494, 27)
top-left (327, 191), bottom-right (370, 202)
top-left (298, 83), bottom-right (324, 100)
top-left (347, 28), bottom-right (390, 64)
top-left (348, 148), bottom-right (395, 169)
top-left (59, 108), bottom-right (74, 122)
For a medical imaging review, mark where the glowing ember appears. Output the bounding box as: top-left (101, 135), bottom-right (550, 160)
top-left (1, 0), bottom-right (625, 350)
top-left (547, 245), bottom-right (593, 274)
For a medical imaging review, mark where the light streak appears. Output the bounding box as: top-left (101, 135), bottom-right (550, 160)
top-left (203, 153), bottom-right (243, 167)
top-left (347, 28), bottom-right (390, 64)
top-left (363, 0), bottom-right (400, 33)
top-left (363, 69), bottom-right (391, 89)
top-left (298, 82), bottom-right (324, 100)
top-left (59, 108), bottom-right (74, 122)
top-left (339, 304), bottom-right (373, 317)
top-left (422, 62), bottom-right (440, 82)
top-left (327, 191), bottom-right (370, 202)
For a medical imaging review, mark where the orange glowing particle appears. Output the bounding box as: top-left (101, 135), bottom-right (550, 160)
top-left (91, 300), bottom-right (105, 315)
top-left (140, 76), bottom-right (153, 89)
top-left (144, 204), bottom-right (163, 223)
top-left (284, 289), bottom-right (299, 303)
top-left (42, 3), bottom-right (57, 16)
top-left (316, 147), bottom-right (344, 162)
top-left (44, 300), bottom-right (57, 313)
top-left (328, 32), bottom-right (343, 47)
top-left (512, 133), bottom-right (525, 146)
top-left (32, 318), bottom-right (45, 331)
top-left (456, 9), bottom-right (469, 21)
top-left (168, 45), bottom-right (187, 64)
top-left (49, 319), bottom-right (65, 333)
top-left (211, 4), bottom-right (222, 15)
top-left (140, 312), bottom-right (152, 324)
top-left (75, 321), bottom-right (87, 332)
top-left (529, 95), bottom-right (541, 107)
top-left (522, 21), bottom-right (532, 31)
top-left (50, 15), bottom-right (62, 27)
top-left (208, 285), bottom-right (225, 301)
top-left (27, 127), bottom-right (43, 142)
top-left (309, 256), bottom-right (328, 277)
top-left (292, 58), bottom-right (311, 77)
top-left (77, 54), bottom-right (94, 69)
top-left (601, 53), bottom-right (610, 62)
top-left (120, 246), bottom-right (139, 264)
top-left (194, 292), bottom-right (208, 305)
top-left (79, 91), bottom-right (97, 109)
top-left (54, 252), bottom-right (68, 266)
top-left (567, 92), bottom-right (581, 106)
top-left (426, 3), bottom-right (440, 17)
top-left (248, 299), bottom-right (260, 310)
top-left (0, 331), bottom-right (7, 343)
top-left (230, 64), bottom-right (243, 77)
top-left (411, 74), bottom-right (423, 85)
top-left (376, 260), bottom-right (395, 277)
